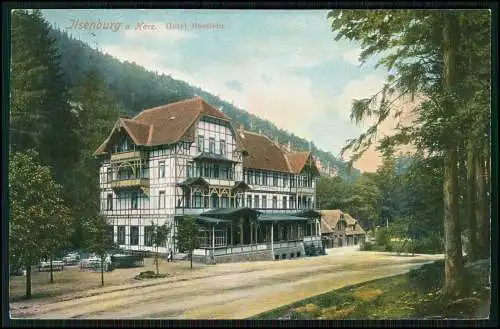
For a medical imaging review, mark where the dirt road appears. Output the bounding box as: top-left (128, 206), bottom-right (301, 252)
top-left (11, 248), bottom-right (443, 319)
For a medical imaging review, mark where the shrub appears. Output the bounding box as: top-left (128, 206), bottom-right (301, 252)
top-left (360, 242), bottom-right (374, 251)
top-left (295, 303), bottom-right (321, 318)
top-left (134, 270), bottom-right (167, 280)
top-left (353, 288), bottom-right (383, 302)
top-left (408, 260), bottom-right (445, 292)
top-left (413, 235), bottom-right (444, 254)
top-left (375, 228), bottom-right (391, 247)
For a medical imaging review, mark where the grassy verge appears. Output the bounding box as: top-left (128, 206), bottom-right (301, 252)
top-left (251, 259), bottom-right (490, 320)
top-left (9, 258), bottom-right (200, 302)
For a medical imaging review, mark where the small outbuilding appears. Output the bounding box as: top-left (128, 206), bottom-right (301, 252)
top-left (320, 210), bottom-right (366, 248)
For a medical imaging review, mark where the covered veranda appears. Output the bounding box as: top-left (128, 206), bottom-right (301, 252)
top-left (191, 207), bottom-right (322, 260)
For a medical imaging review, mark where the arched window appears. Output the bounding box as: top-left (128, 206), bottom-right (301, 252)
top-left (193, 191), bottom-right (202, 208)
top-left (211, 193), bottom-right (219, 209)
top-left (221, 194), bottom-right (229, 208)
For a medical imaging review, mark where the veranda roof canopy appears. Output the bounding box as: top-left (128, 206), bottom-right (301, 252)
top-left (201, 207), bottom-right (261, 220)
top-left (233, 181), bottom-right (252, 190)
top-left (193, 152), bottom-right (238, 163)
top-left (258, 214), bottom-right (310, 222)
top-left (196, 216), bottom-right (232, 224)
top-left (178, 177), bottom-right (209, 187)
top-left (294, 209), bottom-right (321, 219)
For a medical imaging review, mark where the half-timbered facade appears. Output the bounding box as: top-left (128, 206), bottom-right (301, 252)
top-left (95, 97), bottom-right (322, 263)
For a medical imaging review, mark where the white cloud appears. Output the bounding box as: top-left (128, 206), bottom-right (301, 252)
top-left (342, 47), bottom-right (362, 66)
top-left (99, 13), bottom-right (383, 154)
top-left (330, 74), bottom-right (387, 121)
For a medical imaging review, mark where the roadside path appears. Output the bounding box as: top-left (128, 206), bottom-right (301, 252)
top-left (11, 248), bottom-right (443, 319)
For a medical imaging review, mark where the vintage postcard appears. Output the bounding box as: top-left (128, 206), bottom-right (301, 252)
top-left (6, 6), bottom-right (493, 323)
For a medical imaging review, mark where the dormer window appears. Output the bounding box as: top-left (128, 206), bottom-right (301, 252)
top-left (119, 137), bottom-right (130, 152)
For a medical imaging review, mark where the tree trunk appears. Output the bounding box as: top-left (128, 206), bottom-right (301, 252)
top-left (25, 261), bottom-right (32, 299)
top-left (484, 152), bottom-right (490, 255)
top-left (190, 251), bottom-right (193, 269)
top-left (443, 147), bottom-right (465, 298)
top-left (476, 153), bottom-right (489, 259)
top-left (466, 141), bottom-right (477, 261)
top-left (50, 257), bottom-right (54, 284)
top-left (155, 247), bottom-right (159, 275)
top-left (101, 258), bottom-right (104, 286)
top-left (442, 13), bottom-right (465, 299)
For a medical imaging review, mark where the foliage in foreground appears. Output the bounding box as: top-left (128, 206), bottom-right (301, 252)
top-left (362, 226), bottom-right (443, 254)
top-left (134, 270), bottom-right (168, 280)
top-left (252, 260), bottom-right (490, 320)
top-left (9, 149), bottom-right (73, 298)
top-left (176, 216), bottom-right (201, 269)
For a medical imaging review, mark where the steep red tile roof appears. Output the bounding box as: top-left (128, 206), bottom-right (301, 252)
top-left (94, 97), bottom-right (230, 155)
top-left (286, 151), bottom-right (310, 173)
top-left (238, 130), bottom-right (292, 173)
top-left (120, 118), bottom-right (151, 145)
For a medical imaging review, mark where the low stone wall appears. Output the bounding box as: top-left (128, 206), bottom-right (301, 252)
top-left (192, 250), bottom-right (273, 264)
top-left (273, 243), bottom-right (306, 261)
top-left (215, 250), bottom-right (273, 264)
top-left (304, 239), bottom-right (323, 249)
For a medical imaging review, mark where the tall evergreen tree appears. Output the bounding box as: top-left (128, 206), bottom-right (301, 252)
top-left (10, 9), bottom-right (80, 183)
top-left (65, 69), bottom-right (123, 249)
top-left (329, 9), bottom-right (490, 298)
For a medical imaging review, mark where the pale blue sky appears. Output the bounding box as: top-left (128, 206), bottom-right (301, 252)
top-left (42, 9), bottom-right (388, 159)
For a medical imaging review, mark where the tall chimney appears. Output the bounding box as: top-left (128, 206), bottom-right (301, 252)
top-left (287, 140), bottom-right (292, 152)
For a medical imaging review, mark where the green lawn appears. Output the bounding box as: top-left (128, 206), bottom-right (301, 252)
top-left (251, 260), bottom-right (490, 320)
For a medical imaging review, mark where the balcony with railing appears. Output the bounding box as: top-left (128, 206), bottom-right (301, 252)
top-left (111, 178), bottom-right (149, 190)
top-left (110, 150), bottom-right (147, 163)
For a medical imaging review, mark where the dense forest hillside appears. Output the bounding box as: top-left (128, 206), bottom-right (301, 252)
top-left (48, 28), bottom-right (359, 180)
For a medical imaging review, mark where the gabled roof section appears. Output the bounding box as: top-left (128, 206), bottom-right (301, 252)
top-left (343, 213), bottom-right (360, 226)
top-left (93, 118), bottom-right (151, 156)
top-left (238, 130), bottom-right (292, 173)
top-left (320, 210), bottom-right (366, 235)
top-left (321, 220), bottom-right (333, 234)
top-left (134, 97), bottom-right (230, 146)
top-left (94, 97), bottom-right (230, 155)
top-left (320, 209), bottom-right (344, 230)
top-left (120, 118), bottom-right (152, 145)
top-left (286, 151), bottom-right (319, 174)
